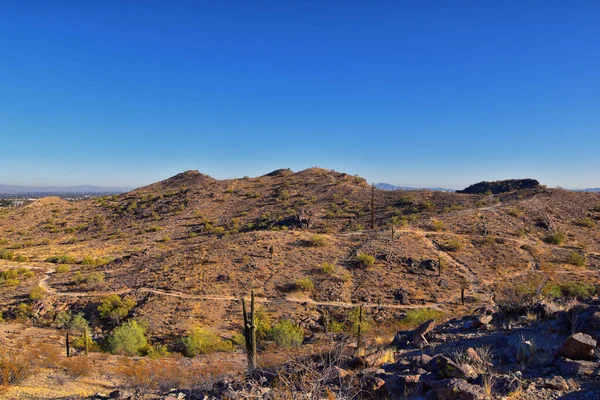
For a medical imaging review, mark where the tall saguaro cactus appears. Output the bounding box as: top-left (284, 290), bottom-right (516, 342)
top-left (83, 327), bottom-right (89, 357)
top-left (242, 290), bottom-right (257, 370)
top-left (65, 332), bottom-right (70, 357)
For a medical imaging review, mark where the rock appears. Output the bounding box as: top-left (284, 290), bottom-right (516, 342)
top-left (530, 302), bottom-right (556, 319)
top-left (412, 319), bottom-right (436, 347)
top-left (472, 314), bottom-right (493, 328)
top-left (109, 391), bottom-right (122, 399)
top-left (474, 305), bottom-right (496, 315)
top-left (571, 305), bottom-right (600, 341)
top-left (393, 288), bottom-right (411, 305)
top-left (545, 376), bottom-right (569, 391)
top-left (555, 358), bottom-right (600, 377)
top-left (438, 279), bottom-right (450, 288)
top-left (426, 378), bottom-right (485, 400)
top-left (492, 375), bottom-right (521, 396)
top-left (550, 312), bottom-right (571, 334)
top-left (556, 333), bottom-right (597, 360)
top-left (516, 340), bottom-right (536, 362)
top-left (420, 259), bottom-right (439, 272)
top-left (465, 348), bottom-right (483, 365)
top-left (323, 366), bottom-right (351, 381)
top-left (425, 355), bottom-right (477, 381)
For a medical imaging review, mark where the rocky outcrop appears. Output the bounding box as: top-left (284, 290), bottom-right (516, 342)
top-left (556, 333), bottom-right (597, 360)
top-left (457, 179), bottom-right (540, 194)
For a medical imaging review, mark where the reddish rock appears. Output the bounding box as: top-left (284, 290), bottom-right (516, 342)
top-left (556, 333), bottom-right (597, 360)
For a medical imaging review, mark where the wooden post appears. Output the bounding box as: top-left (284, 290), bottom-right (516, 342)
top-left (83, 327), bottom-right (89, 357)
top-left (66, 332), bottom-right (70, 358)
top-left (371, 184), bottom-right (375, 230)
top-left (356, 304), bottom-right (363, 356)
top-left (250, 290), bottom-right (257, 369)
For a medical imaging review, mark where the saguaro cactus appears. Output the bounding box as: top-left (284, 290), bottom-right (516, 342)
top-left (66, 332), bottom-right (70, 357)
top-left (83, 327), bottom-right (89, 357)
top-left (242, 290), bottom-right (257, 370)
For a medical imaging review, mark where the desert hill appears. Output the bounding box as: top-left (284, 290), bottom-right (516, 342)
top-left (0, 169), bottom-right (599, 397)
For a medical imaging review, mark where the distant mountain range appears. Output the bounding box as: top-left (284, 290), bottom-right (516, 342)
top-left (0, 184), bottom-right (132, 194)
top-left (585, 188), bottom-right (600, 192)
top-left (375, 183), bottom-right (454, 192)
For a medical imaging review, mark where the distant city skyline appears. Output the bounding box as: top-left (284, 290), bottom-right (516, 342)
top-left (1, 2), bottom-right (598, 189)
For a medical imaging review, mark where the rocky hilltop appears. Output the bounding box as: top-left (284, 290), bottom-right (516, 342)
top-left (457, 179), bottom-right (541, 194)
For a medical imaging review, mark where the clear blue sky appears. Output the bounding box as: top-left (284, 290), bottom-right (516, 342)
top-left (1, 1), bottom-right (598, 189)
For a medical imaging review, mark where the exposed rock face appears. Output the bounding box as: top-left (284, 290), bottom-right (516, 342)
top-left (457, 179), bottom-right (540, 194)
top-left (556, 333), bottom-right (597, 360)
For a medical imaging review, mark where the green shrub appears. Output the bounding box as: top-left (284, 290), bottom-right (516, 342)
top-left (567, 252), bottom-right (586, 267)
top-left (54, 311), bottom-right (89, 331)
top-left (431, 219), bottom-right (445, 231)
top-left (45, 254), bottom-right (77, 264)
top-left (81, 256), bottom-right (95, 265)
top-left (86, 272), bottom-right (105, 287)
top-left (0, 249), bottom-right (14, 261)
top-left (576, 218), bottom-right (595, 228)
top-left (181, 327), bottom-right (232, 357)
top-left (107, 320), bottom-right (148, 356)
top-left (55, 264), bottom-right (71, 273)
top-left (561, 282), bottom-right (596, 299)
top-left (269, 319), bottom-right (304, 348)
top-left (544, 231), bottom-right (565, 245)
top-left (441, 239), bottom-right (462, 252)
top-left (98, 295), bottom-right (136, 324)
top-left (294, 278), bottom-right (314, 292)
top-left (356, 253), bottom-right (375, 267)
top-left (320, 262), bottom-right (336, 274)
top-left (308, 234), bottom-right (327, 247)
top-left (14, 255), bottom-right (29, 262)
top-left (141, 343), bottom-right (169, 359)
top-left (400, 309), bottom-right (445, 328)
top-left (29, 286), bottom-right (46, 301)
top-left (346, 307), bottom-right (373, 334)
top-left (254, 307), bottom-right (272, 340)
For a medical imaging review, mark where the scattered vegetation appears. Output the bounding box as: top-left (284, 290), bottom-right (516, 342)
top-left (356, 253), bottom-right (375, 267)
top-left (268, 319), bottom-right (304, 348)
top-left (107, 320), bottom-right (148, 356)
top-left (98, 294), bottom-right (136, 324)
top-left (544, 231), bottom-right (565, 245)
top-left (181, 327), bottom-right (232, 357)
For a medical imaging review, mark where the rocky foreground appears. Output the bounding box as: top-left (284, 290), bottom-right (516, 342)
top-left (87, 298), bottom-right (600, 400)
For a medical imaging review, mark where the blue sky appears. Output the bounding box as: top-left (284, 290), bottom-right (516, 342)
top-left (1, 1), bottom-right (598, 189)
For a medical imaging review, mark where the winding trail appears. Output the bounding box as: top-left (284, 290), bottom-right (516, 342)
top-left (4, 264), bottom-right (442, 311)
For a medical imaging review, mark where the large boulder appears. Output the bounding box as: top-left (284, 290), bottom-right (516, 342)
top-left (556, 333), bottom-right (597, 360)
top-left (571, 305), bottom-right (600, 341)
top-left (555, 358), bottom-right (600, 378)
top-left (425, 355), bottom-right (477, 381)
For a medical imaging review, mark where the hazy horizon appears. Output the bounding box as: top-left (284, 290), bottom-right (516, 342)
top-left (2, 2), bottom-right (598, 189)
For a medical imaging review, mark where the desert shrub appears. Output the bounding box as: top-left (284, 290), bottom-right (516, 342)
top-left (567, 252), bottom-right (586, 267)
top-left (0, 311), bottom-right (4, 323)
top-left (327, 319), bottom-right (346, 333)
top-left (346, 307), bottom-right (373, 334)
top-left (141, 343), bottom-right (169, 359)
top-left (269, 319), bottom-right (304, 348)
top-left (356, 253), bottom-right (375, 267)
top-left (294, 278), bottom-right (314, 292)
top-left (254, 307), bottom-right (272, 340)
top-left (0, 249), bottom-right (14, 261)
top-left (399, 309), bottom-right (445, 328)
top-left (45, 254), bottom-right (77, 264)
top-left (81, 256), bottom-right (95, 265)
top-left (86, 272), bottom-right (105, 287)
top-left (550, 282), bottom-right (596, 300)
top-left (55, 264), bottom-right (71, 273)
top-left (62, 356), bottom-right (93, 377)
top-left (0, 348), bottom-right (31, 385)
top-left (441, 238), bottom-right (462, 252)
top-left (29, 286), bottom-right (46, 301)
top-left (55, 311), bottom-right (89, 331)
top-left (320, 262), bottom-right (335, 274)
top-left (308, 234), bottom-right (327, 247)
top-left (181, 327), bottom-right (232, 357)
top-left (14, 255), bottom-right (28, 262)
top-left (576, 218), bottom-right (595, 228)
top-left (14, 303), bottom-right (32, 319)
top-left (98, 294), bottom-right (136, 324)
top-left (544, 231), bottom-right (565, 245)
top-left (107, 320), bottom-right (148, 356)
top-left (494, 273), bottom-right (549, 313)
top-left (431, 219), bottom-right (445, 231)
